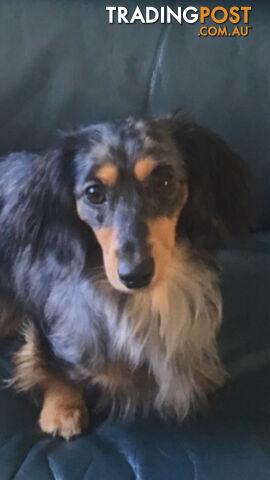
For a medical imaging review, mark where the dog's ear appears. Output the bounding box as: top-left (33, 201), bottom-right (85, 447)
top-left (7, 136), bottom-right (99, 262)
top-left (170, 116), bottom-right (254, 249)
top-left (7, 149), bottom-right (75, 253)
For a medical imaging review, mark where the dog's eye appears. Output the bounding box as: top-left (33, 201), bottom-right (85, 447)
top-left (152, 167), bottom-right (174, 190)
top-left (85, 182), bottom-right (106, 205)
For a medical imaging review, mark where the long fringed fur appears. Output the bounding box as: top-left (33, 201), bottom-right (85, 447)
top-left (93, 243), bottom-right (226, 419)
top-left (7, 322), bottom-right (47, 391)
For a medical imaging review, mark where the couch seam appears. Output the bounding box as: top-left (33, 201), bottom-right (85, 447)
top-left (144, 0), bottom-right (177, 114)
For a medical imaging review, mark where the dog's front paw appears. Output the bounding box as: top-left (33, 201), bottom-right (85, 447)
top-left (39, 387), bottom-right (89, 440)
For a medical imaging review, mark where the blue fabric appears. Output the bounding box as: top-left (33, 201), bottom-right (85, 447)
top-left (1, 248), bottom-right (270, 479)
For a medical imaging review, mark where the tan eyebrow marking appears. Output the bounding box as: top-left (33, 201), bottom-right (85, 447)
top-left (134, 157), bottom-right (157, 182)
top-left (95, 163), bottom-right (118, 186)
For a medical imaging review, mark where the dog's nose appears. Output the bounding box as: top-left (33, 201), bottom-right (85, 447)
top-left (118, 257), bottom-right (155, 289)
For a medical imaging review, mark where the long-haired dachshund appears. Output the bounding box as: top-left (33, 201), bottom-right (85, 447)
top-left (0, 114), bottom-right (252, 439)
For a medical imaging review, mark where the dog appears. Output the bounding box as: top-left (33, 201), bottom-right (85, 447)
top-left (0, 113), bottom-right (253, 439)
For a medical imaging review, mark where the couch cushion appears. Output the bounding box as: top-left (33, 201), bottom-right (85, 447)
top-left (244, 233), bottom-right (270, 254)
top-left (1, 248), bottom-right (270, 480)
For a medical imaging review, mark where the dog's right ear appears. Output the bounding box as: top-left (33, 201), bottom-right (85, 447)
top-left (6, 149), bottom-right (74, 253)
top-left (5, 131), bottom-right (99, 261)
top-left (8, 128), bottom-right (93, 250)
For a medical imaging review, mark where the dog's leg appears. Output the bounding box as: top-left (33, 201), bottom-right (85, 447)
top-left (11, 323), bottom-right (89, 439)
top-left (39, 376), bottom-right (88, 440)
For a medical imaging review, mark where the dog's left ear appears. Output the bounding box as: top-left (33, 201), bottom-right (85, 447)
top-left (169, 116), bottom-right (254, 249)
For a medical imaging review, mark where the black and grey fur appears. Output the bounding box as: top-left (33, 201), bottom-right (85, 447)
top-left (0, 114), bottom-right (253, 436)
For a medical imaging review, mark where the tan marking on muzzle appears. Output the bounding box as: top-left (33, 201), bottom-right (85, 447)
top-left (148, 184), bottom-right (189, 284)
top-left (148, 217), bottom-right (178, 284)
top-left (134, 157), bottom-right (157, 182)
top-left (95, 163), bottom-right (118, 186)
top-left (94, 227), bottom-right (129, 292)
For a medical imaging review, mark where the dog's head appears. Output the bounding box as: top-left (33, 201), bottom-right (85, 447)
top-left (14, 114), bottom-right (253, 294)
top-left (61, 115), bottom-right (253, 293)
top-left (69, 118), bottom-right (187, 292)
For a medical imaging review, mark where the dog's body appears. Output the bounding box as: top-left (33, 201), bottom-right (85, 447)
top-left (0, 115), bottom-right (252, 438)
